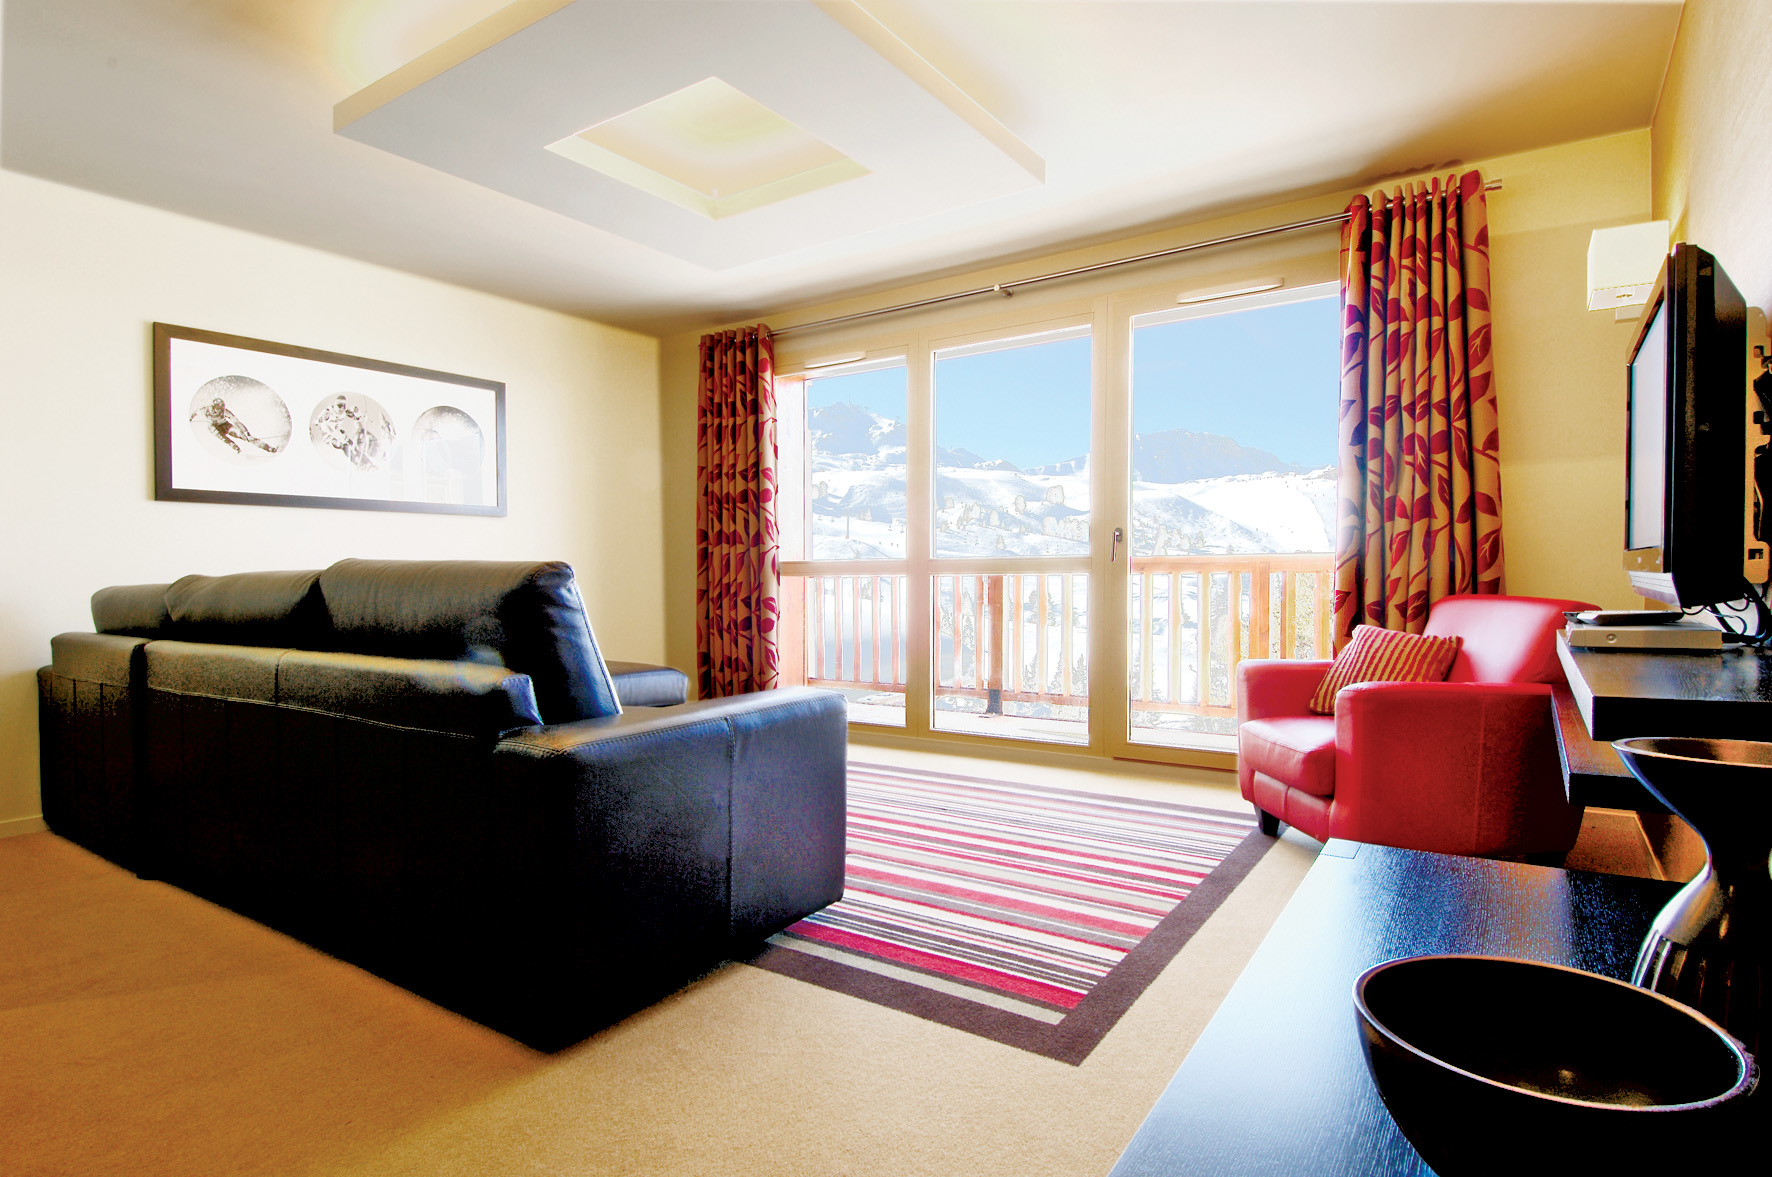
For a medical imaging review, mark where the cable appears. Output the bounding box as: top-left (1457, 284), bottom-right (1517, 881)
top-left (1709, 579), bottom-right (1772, 646)
top-left (1744, 580), bottom-right (1772, 644)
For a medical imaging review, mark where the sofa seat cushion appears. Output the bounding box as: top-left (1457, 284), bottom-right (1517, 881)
top-left (277, 651), bottom-right (542, 738)
top-left (142, 642), bottom-right (542, 739)
top-left (1238, 716), bottom-right (1338, 798)
top-left (318, 559), bottom-right (620, 725)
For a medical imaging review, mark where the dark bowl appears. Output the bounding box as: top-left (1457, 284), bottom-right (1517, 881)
top-left (1354, 955), bottom-right (1756, 1176)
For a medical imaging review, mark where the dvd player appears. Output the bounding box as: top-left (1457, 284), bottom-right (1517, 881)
top-left (1565, 621), bottom-right (1722, 651)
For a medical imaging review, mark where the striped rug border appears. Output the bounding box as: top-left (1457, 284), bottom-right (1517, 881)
top-left (746, 763), bottom-right (1271, 1065)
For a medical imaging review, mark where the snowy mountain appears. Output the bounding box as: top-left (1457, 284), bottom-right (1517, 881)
top-left (806, 403), bottom-right (1332, 559)
top-left (1025, 428), bottom-right (1297, 483)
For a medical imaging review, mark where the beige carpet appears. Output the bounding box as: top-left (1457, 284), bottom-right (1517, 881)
top-left (0, 750), bottom-right (1318, 1177)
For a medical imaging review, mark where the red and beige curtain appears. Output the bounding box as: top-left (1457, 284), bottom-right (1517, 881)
top-left (696, 326), bottom-right (781, 698)
top-left (1332, 171), bottom-right (1503, 648)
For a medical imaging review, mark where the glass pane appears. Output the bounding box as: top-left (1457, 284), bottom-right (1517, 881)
top-left (779, 573), bottom-right (906, 727)
top-left (1126, 295), bottom-right (1339, 752)
top-left (806, 362), bottom-right (908, 560)
top-left (932, 572), bottom-right (1087, 746)
top-left (932, 330), bottom-right (1091, 558)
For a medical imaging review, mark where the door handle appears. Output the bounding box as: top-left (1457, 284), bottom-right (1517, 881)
top-left (1111, 526), bottom-right (1123, 562)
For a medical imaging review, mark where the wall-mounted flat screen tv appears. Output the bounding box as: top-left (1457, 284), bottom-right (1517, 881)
top-left (1623, 242), bottom-right (1760, 608)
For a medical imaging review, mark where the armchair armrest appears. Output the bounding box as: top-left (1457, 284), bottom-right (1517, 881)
top-left (1329, 681), bottom-right (1580, 857)
top-left (1238, 659), bottom-right (1332, 722)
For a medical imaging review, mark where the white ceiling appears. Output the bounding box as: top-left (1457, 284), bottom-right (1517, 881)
top-left (0, 0), bottom-right (1683, 336)
top-left (334, 3), bottom-right (1046, 267)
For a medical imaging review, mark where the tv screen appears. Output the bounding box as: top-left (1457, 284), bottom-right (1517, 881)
top-left (1627, 299), bottom-right (1668, 553)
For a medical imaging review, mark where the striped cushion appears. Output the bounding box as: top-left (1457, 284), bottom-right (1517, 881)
top-left (1307, 624), bottom-right (1462, 715)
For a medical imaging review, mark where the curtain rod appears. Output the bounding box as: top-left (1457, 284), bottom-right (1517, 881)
top-left (771, 178), bottom-right (1504, 340)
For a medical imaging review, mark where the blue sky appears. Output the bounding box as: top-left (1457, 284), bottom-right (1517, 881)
top-left (805, 294), bottom-right (1341, 470)
top-left (808, 365), bottom-right (906, 422)
top-left (1132, 296), bottom-right (1341, 468)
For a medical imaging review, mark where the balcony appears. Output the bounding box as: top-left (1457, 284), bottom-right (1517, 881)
top-left (779, 554), bottom-right (1334, 750)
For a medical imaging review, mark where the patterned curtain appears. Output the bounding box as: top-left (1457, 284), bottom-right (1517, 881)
top-left (1332, 171), bottom-right (1503, 648)
top-left (697, 326), bottom-right (781, 698)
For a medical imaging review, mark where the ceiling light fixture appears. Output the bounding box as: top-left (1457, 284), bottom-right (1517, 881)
top-left (545, 77), bottom-right (868, 221)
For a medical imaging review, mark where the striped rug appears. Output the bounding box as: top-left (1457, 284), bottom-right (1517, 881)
top-left (747, 762), bottom-right (1267, 1064)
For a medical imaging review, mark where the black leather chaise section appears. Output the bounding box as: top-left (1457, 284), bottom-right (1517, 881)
top-left (319, 559), bottom-right (622, 723)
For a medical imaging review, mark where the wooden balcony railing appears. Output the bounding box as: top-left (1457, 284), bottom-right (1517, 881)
top-left (1128, 554), bottom-right (1334, 718)
top-left (779, 554), bottom-right (1334, 717)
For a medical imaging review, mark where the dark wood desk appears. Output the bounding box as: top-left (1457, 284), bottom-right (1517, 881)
top-left (1551, 635), bottom-right (1772, 811)
top-left (1107, 841), bottom-right (1675, 1177)
top-left (1557, 635), bottom-right (1772, 741)
top-left (1549, 683), bottom-right (1661, 811)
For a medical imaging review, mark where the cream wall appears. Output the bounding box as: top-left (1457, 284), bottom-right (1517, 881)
top-left (1652, 0), bottom-right (1772, 313)
top-left (1486, 132), bottom-right (1653, 610)
top-left (662, 130), bottom-right (1655, 703)
top-left (0, 170), bottom-right (665, 830)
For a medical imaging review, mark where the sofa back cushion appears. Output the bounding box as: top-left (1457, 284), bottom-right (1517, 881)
top-left (163, 570), bottom-right (328, 648)
top-left (317, 559), bottom-right (621, 723)
top-left (1424, 594), bottom-right (1593, 684)
top-left (91, 583), bottom-right (175, 638)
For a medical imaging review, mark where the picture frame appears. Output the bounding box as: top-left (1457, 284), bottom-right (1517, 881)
top-left (153, 323), bottom-right (507, 516)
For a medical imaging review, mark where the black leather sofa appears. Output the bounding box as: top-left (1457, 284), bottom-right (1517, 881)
top-left (38, 559), bottom-right (847, 1049)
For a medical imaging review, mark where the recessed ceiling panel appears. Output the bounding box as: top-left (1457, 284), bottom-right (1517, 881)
top-left (544, 77), bottom-right (870, 220)
top-left (334, 0), bottom-right (1044, 269)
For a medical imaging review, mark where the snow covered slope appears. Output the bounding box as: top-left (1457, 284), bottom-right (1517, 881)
top-left (807, 403), bottom-right (1332, 559)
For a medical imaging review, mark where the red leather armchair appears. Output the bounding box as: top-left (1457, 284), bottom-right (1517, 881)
top-left (1236, 594), bottom-right (1595, 859)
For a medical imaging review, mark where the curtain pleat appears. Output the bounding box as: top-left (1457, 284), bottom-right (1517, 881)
top-left (696, 326), bottom-right (781, 698)
top-left (1333, 171), bottom-right (1502, 648)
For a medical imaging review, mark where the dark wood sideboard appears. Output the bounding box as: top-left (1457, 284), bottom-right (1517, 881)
top-left (1107, 841), bottom-right (1677, 1177)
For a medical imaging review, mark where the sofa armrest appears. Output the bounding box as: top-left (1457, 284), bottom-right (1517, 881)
top-left (1238, 659), bottom-right (1332, 722)
top-left (606, 660), bottom-right (690, 707)
top-left (42, 633), bottom-right (151, 869)
top-left (1329, 681), bottom-right (1580, 857)
top-left (496, 686), bottom-right (848, 945)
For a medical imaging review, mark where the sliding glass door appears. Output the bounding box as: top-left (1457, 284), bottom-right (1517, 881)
top-left (775, 278), bottom-right (1341, 764)
top-left (1118, 287), bottom-right (1341, 755)
top-left (777, 357), bottom-right (911, 727)
top-left (930, 326), bottom-right (1092, 745)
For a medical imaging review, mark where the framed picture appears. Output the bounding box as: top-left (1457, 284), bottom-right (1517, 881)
top-left (153, 323), bottom-right (506, 515)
